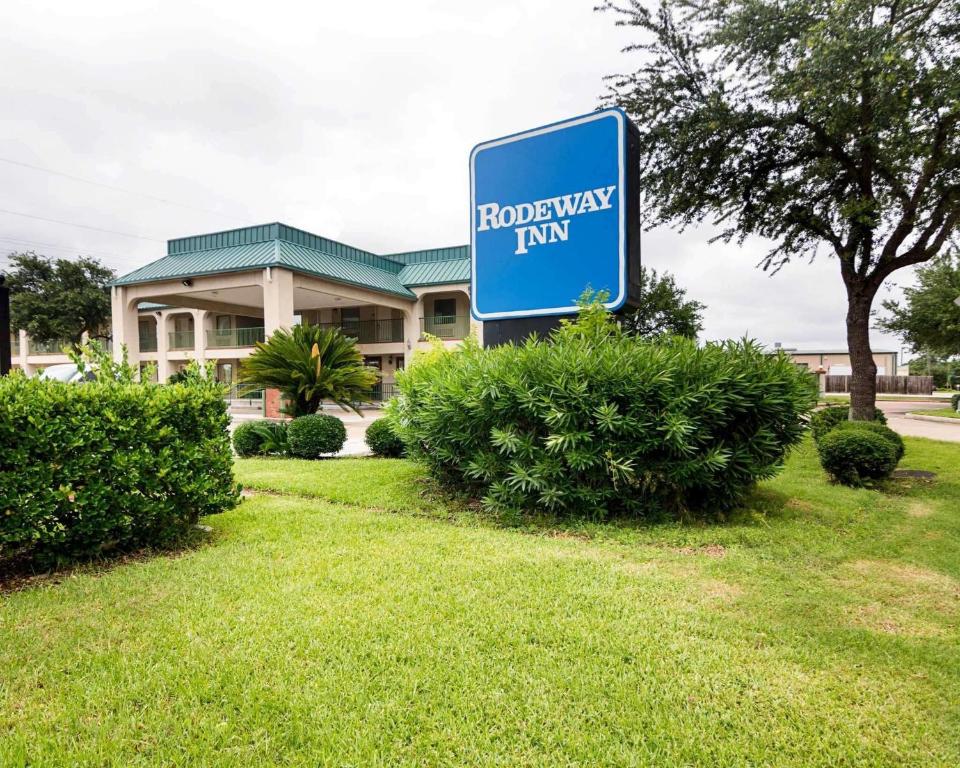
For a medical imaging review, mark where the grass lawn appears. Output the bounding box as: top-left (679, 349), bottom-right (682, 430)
top-left (2, 439), bottom-right (959, 766)
top-left (910, 407), bottom-right (960, 419)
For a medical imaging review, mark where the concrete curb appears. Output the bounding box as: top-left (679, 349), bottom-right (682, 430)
top-left (904, 412), bottom-right (960, 425)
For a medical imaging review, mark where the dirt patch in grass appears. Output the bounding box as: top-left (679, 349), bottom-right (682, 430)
top-left (839, 559), bottom-right (960, 637)
top-left (673, 544), bottom-right (727, 558)
top-left (699, 579), bottom-right (744, 603)
top-left (907, 500), bottom-right (935, 518)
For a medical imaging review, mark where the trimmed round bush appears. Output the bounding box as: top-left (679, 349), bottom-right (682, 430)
top-left (810, 405), bottom-right (887, 442)
top-left (817, 428), bottom-right (899, 486)
top-left (832, 420), bottom-right (905, 463)
top-left (365, 417), bottom-right (405, 457)
top-left (390, 300), bottom-right (817, 520)
top-left (951, 393), bottom-right (960, 411)
top-left (233, 421), bottom-right (264, 457)
top-left (288, 413), bottom-right (346, 458)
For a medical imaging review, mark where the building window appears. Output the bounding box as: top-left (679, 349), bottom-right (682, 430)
top-left (433, 298), bottom-right (456, 320)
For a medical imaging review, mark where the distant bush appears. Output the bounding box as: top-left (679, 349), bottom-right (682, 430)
top-left (0, 371), bottom-right (239, 568)
top-left (233, 422), bottom-right (263, 456)
top-left (233, 420), bottom-right (289, 457)
top-left (390, 295), bottom-right (817, 520)
top-left (365, 417), bottom-right (405, 457)
top-left (288, 413), bottom-right (346, 458)
top-left (832, 420), bottom-right (905, 463)
top-left (817, 427), bottom-right (899, 486)
top-left (810, 405), bottom-right (887, 442)
top-left (951, 393), bottom-right (960, 411)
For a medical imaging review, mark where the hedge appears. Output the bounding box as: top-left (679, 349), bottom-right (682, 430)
top-left (390, 300), bottom-right (817, 520)
top-left (0, 373), bottom-right (239, 567)
top-left (810, 405), bottom-right (887, 442)
top-left (287, 413), bottom-right (346, 458)
top-left (831, 420), bottom-right (905, 463)
top-left (365, 417), bottom-right (405, 457)
top-left (817, 427), bottom-right (899, 486)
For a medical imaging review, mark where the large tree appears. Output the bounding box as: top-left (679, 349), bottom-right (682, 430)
top-left (877, 252), bottom-right (960, 356)
top-left (622, 265), bottom-right (705, 338)
top-left (602, 0), bottom-right (960, 419)
top-left (5, 252), bottom-right (114, 344)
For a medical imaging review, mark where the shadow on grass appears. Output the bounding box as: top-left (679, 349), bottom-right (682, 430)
top-left (0, 526), bottom-right (218, 594)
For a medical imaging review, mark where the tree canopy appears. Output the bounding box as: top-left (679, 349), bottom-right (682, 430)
top-left (878, 252), bottom-right (960, 356)
top-left (5, 252), bottom-right (114, 344)
top-left (622, 265), bottom-right (705, 338)
top-left (602, 0), bottom-right (960, 418)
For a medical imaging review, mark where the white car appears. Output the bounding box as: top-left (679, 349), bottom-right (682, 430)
top-left (38, 364), bottom-right (95, 383)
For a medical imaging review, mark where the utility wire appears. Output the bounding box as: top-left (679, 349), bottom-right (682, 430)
top-left (0, 235), bottom-right (133, 262)
top-left (0, 156), bottom-right (248, 224)
top-left (0, 208), bottom-right (164, 242)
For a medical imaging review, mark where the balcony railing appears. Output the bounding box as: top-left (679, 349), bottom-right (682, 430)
top-left (28, 338), bottom-right (72, 355)
top-left (139, 335), bottom-right (158, 352)
top-left (419, 315), bottom-right (470, 340)
top-left (207, 327), bottom-right (266, 348)
top-left (223, 384), bottom-right (264, 401)
top-left (169, 330), bottom-right (195, 350)
top-left (318, 318), bottom-right (404, 344)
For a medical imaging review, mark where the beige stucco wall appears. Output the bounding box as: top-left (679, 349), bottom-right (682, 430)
top-left (788, 352), bottom-right (898, 375)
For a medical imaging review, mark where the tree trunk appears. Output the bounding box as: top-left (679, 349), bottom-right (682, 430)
top-left (846, 287), bottom-right (878, 420)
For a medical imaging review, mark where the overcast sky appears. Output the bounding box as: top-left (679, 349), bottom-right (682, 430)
top-left (0, 0), bottom-right (913, 354)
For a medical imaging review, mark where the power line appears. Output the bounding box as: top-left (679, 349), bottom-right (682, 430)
top-left (0, 208), bottom-right (164, 242)
top-left (0, 235), bottom-right (133, 262)
top-left (0, 156), bottom-right (248, 224)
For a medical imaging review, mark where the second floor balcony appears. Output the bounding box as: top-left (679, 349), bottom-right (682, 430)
top-left (139, 334), bottom-right (158, 352)
top-left (28, 337), bottom-right (72, 355)
top-left (169, 330), bottom-right (195, 350)
top-left (318, 318), bottom-right (404, 344)
top-left (420, 315), bottom-right (470, 340)
top-left (207, 327), bottom-right (266, 348)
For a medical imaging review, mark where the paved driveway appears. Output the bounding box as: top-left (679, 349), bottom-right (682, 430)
top-left (230, 407), bottom-right (385, 456)
top-left (876, 400), bottom-right (960, 443)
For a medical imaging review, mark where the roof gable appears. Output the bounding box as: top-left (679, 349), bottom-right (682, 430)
top-left (114, 223), bottom-right (469, 296)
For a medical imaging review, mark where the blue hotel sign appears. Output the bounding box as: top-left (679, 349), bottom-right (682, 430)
top-left (470, 108), bottom-right (639, 323)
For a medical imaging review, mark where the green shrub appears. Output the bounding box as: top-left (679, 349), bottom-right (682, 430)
top-left (233, 422), bottom-right (263, 456)
top-left (287, 413), bottom-right (346, 458)
top-left (249, 420), bottom-right (289, 455)
top-left (0, 372), bottom-right (239, 568)
top-left (365, 417), bottom-right (405, 457)
top-left (389, 297), bottom-right (817, 520)
top-left (951, 393), bottom-right (960, 411)
top-left (832, 420), bottom-right (905, 463)
top-left (817, 428), bottom-right (899, 486)
top-left (232, 420), bottom-right (289, 456)
top-left (810, 405), bottom-right (887, 442)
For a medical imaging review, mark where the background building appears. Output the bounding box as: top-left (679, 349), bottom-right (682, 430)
top-left (108, 223), bottom-right (475, 416)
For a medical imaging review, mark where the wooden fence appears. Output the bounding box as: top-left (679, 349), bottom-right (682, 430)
top-left (824, 375), bottom-right (934, 395)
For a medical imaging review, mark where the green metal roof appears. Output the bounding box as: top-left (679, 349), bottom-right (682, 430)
top-left (385, 245), bottom-right (470, 265)
top-left (113, 223), bottom-right (469, 298)
top-left (398, 258), bottom-right (470, 287)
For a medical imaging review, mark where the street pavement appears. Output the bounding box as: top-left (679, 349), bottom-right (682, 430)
top-left (230, 406), bottom-right (383, 456)
top-left (875, 400), bottom-right (960, 443)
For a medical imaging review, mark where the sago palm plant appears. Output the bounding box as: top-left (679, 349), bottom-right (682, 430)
top-left (240, 324), bottom-right (378, 416)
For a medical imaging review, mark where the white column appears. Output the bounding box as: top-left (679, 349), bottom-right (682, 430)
top-left (110, 286), bottom-right (140, 366)
top-left (155, 312), bottom-right (170, 382)
top-left (262, 267), bottom-right (295, 335)
top-left (262, 268), bottom-right (295, 419)
top-left (193, 309), bottom-right (208, 371)
top-left (17, 329), bottom-right (31, 375)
